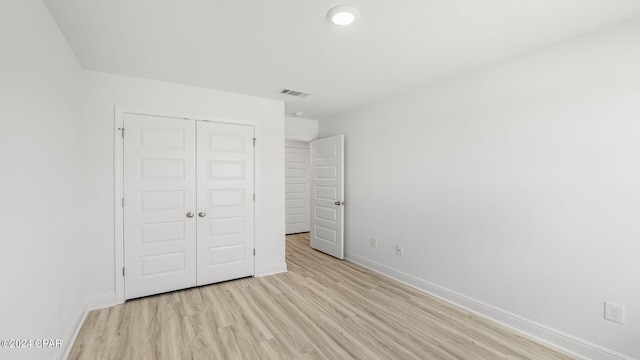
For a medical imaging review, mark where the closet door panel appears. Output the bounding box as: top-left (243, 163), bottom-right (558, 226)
top-left (123, 114), bottom-right (197, 300)
top-left (196, 121), bottom-right (254, 285)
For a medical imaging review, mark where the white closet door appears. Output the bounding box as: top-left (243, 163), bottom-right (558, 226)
top-left (310, 135), bottom-right (344, 259)
top-left (196, 121), bottom-right (255, 285)
top-left (285, 141), bottom-right (310, 234)
top-left (123, 114), bottom-right (197, 300)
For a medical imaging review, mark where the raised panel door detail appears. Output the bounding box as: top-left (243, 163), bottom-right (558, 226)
top-left (139, 159), bottom-right (185, 180)
top-left (208, 245), bottom-right (245, 266)
top-left (209, 132), bottom-right (245, 153)
top-left (285, 151), bottom-right (306, 163)
top-left (209, 160), bottom-right (245, 181)
top-left (208, 217), bottom-right (245, 237)
top-left (315, 224), bottom-right (337, 244)
top-left (315, 206), bottom-right (337, 222)
top-left (139, 190), bottom-right (185, 211)
top-left (286, 213), bottom-right (307, 225)
top-left (286, 168), bottom-right (306, 178)
top-left (208, 189), bottom-right (245, 207)
top-left (315, 186), bottom-right (337, 200)
top-left (315, 143), bottom-right (337, 159)
top-left (139, 221), bottom-right (185, 244)
top-left (286, 193), bottom-right (306, 201)
top-left (139, 251), bottom-right (186, 278)
top-left (139, 127), bottom-right (185, 150)
top-left (315, 165), bottom-right (337, 179)
top-left (287, 183), bottom-right (306, 194)
top-left (286, 199), bottom-right (306, 209)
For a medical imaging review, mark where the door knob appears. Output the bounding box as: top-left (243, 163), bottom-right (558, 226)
top-left (186, 212), bottom-right (194, 218)
top-left (334, 201), bottom-right (343, 206)
top-left (198, 212), bottom-right (207, 217)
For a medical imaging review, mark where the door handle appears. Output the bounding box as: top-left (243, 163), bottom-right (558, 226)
top-left (334, 201), bottom-right (344, 206)
top-left (198, 212), bottom-right (207, 217)
top-left (186, 212), bottom-right (194, 218)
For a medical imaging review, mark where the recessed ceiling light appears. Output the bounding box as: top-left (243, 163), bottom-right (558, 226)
top-left (327, 5), bottom-right (360, 26)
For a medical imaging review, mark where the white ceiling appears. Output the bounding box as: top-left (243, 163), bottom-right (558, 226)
top-left (44, 0), bottom-right (640, 120)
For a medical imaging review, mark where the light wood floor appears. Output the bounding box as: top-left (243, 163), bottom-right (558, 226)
top-left (69, 233), bottom-right (576, 360)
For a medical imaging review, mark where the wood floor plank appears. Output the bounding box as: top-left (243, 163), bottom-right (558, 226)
top-left (68, 233), bottom-right (576, 360)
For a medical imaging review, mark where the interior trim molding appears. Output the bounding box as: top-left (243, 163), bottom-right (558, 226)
top-left (345, 251), bottom-right (634, 360)
top-left (55, 301), bottom-right (87, 360)
top-left (285, 139), bottom-right (310, 148)
top-left (255, 262), bottom-right (288, 277)
top-left (285, 136), bottom-right (315, 142)
top-left (86, 293), bottom-right (117, 311)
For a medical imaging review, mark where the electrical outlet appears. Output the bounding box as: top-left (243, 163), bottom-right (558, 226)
top-left (370, 237), bottom-right (378, 248)
top-left (395, 244), bottom-right (404, 256)
top-left (604, 301), bottom-right (625, 324)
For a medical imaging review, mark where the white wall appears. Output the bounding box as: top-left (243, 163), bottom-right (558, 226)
top-left (320, 20), bottom-right (640, 359)
top-left (0, 1), bottom-right (286, 354)
top-left (285, 117), bottom-right (318, 141)
top-left (81, 70), bottom-right (286, 302)
top-left (0, 1), bottom-right (85, 359)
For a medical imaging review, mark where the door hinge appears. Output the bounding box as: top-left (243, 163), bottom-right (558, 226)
top-left (253, 193), bottom-right (255, 202)
top-left (253, 249), bottom-right (255, 256)
top-left (253, 138), bottom-right (256, 146)
top-left (121, 198), bottom-right (124, 207)
top-left (122, 267), bottom-right (125, 276)
top-left (118, 127), bottom-right (125, 138)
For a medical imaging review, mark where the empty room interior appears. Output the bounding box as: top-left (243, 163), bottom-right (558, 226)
top-left (2, 0), bottom-right (640, 359)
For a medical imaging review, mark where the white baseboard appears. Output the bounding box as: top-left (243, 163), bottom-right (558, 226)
top-left (255, 262), bottom-right (288, 277)
top-left (86, 293), bottom-right (117, 311)
top-left (54, 293), bottom-right (117, 360)
top-left (55, 300), bottom-right (87, 360)
top-left (345, 251), bottom-right (635, 360)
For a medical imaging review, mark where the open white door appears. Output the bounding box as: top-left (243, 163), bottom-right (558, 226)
top-left (310, 135), bottom-right (344, 259)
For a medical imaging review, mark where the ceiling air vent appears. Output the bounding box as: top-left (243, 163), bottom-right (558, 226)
top-left (280, 89), bottom-right (310, 98)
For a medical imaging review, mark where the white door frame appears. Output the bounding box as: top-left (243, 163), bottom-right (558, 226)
top-left (114, 107), bottom-right (261, 304)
